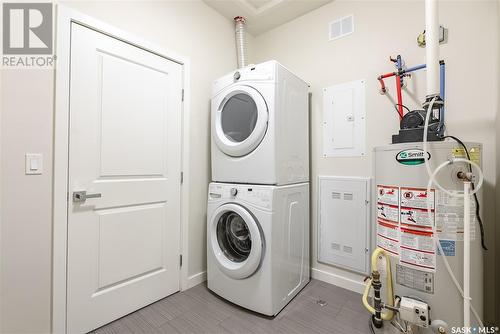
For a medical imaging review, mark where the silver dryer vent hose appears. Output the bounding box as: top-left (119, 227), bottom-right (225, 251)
top-left (234, 16), bottom-right (248, 68)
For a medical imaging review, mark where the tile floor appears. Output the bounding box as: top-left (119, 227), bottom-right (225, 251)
top-left (92, 279), bottom-right (371, 334)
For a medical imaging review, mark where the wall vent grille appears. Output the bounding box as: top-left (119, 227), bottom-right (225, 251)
top-left (329, 15), bottom-right (354, 41)
top-left (332, 192), bottom-right (342, 199)
top-left (331, 242), bottom-right (341, 251)
top-left (343, 192), bottom-right (354, 200)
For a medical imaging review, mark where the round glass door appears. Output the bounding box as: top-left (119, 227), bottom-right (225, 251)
top-left (210, 203), bottom-right (263, 279)
top-left (213, 86), bottom-right (268, 157)
top-left (221, 94), bottom-right (258, 143)
top-left (216, 211), bottom-right (252, 262)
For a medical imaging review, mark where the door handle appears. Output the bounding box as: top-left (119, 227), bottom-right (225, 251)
top-left (72, 191), bottom-right (102, 203)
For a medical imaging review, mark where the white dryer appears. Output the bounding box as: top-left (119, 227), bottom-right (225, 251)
top-left (206, 182), bottom-right (310, 316)
top-left (211, 60), bottom-right (309, 185)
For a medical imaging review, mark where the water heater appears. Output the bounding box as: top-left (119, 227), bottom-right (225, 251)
top-left (373, 141), bottom-right (483, 332)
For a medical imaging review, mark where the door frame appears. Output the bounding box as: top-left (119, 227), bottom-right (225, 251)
top-left (52, 5), bottom-right (191, 333)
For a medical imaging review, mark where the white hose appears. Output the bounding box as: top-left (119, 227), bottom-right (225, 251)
top-left (423, 97), bottom-right (484, 327)
top-left (423, 98), bottom-right (482, 197)
top-left (425, 163), bottom-right (483, 327)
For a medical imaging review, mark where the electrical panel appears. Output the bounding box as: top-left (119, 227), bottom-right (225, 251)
top-left (318, 176), bottom-right (370, 274)
top-left (322, 79), bottom-right (366, 157)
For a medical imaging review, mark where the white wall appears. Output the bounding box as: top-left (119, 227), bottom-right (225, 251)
top-left (0, 1), bottom-right (236, 332)
top-left (252, 0), bottom-right (499, 325)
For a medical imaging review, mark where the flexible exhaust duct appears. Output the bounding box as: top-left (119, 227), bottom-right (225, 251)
top-left (234, 16), bottom-right (248, 68)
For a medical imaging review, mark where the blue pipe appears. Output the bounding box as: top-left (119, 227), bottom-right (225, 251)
top-left (396, 55), bottom-right (404, 86)
top-left (439, 61), bottom-right (445, 133)
top-left (404, 63), bottom-right (427, 73)
top-left (398, 61), bottom-right (445, 133)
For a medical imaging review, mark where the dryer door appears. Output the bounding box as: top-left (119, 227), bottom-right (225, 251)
top-left (213, 85), bottom-right (268, 157)
top-left (209, 203), bottom-right (264, 279)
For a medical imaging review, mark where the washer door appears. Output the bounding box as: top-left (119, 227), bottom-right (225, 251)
top-left (209, 203), bottom-right (263, 279)
top-left (213, 85), bottom-right (268, 157)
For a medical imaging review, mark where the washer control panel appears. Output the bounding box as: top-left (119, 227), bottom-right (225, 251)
top-left (208, 183), bottom-right (273, 209)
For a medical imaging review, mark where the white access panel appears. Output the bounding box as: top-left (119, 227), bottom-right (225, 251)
top-left (322, 79), bottom-right (365, 157)
top-left (318, 176), bottom-right (370, 274)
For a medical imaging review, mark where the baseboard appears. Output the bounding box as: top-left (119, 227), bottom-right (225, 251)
top-left (186, 271), bottom-right (207, 290)
top-left (311, 267), bottom-right (365, 294)
top-left (185, 268), bottom-right (364, 294)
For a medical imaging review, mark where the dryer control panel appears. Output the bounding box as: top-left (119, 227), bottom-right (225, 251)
top-left (212, 60), bottom-right (277, 96)
top-left (208, 183), bottom-right (273, 210)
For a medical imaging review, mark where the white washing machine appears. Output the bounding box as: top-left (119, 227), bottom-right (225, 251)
top-left (211, 60), bottom-right (309, 185)
top-left (206, 182), bottom-right (310, 316)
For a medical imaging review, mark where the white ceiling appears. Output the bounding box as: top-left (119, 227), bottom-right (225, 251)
top-left (203, 0), bottom-right (333, 36)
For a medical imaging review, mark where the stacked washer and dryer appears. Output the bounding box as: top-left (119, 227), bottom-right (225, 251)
top-left (207, 60), bottom-right (310, 316)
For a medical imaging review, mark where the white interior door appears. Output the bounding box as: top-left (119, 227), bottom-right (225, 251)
top-left (67, 23), bottom-right (183, 333)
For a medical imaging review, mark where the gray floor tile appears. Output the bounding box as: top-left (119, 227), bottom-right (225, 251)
top-left (92, 279), bottom-right (371, 334)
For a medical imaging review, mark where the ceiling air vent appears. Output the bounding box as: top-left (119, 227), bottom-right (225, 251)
top-left (329, 15), bottom-right (354, 41)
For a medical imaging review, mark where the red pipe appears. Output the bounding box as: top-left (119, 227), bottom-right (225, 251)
top-left (377, 72), bottom-right (396, 94)
top-left (395, 75), bottom-right (403, 120)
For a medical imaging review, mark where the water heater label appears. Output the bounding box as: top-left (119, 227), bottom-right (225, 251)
top-left (451, 146), bottom-right (481, 165)
top-left (438, 240), bottom-right (456, 256)
top-left (435, 190), bottom-right (476, 241)
top-left (396, 264), bottom-right (434, 294)
top-left (395, 149), bottom-right (430, 165)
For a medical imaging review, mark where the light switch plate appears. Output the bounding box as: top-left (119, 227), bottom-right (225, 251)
top-left (25, 153), bottom-right (43, 175)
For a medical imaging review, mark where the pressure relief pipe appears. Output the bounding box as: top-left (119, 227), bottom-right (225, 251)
top-left (425, 0), bottom-right (440, 97)
top-left (463, 181), bottom-right (471, 327)
top-left (234, 16), bottom-right (248, 69)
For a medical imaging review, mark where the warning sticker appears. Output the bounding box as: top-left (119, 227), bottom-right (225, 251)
top-left (400, 247), bottom-right (436, 272)
top-left (401, 187), bottom-right (435, 210)
top-left (400, 207), bottom-right (433, 229)
top-left (378, 219), bottom-right (399, 240)
top-left (399, 227), bottom-right (436, 272)
top-left (377, 185), bottom-right (399, 206)
top-left (377, 203), bottom-right (399, 223)
top-left (435, 190), bottom-right (476, 241)
top-left (451, 146), bottom-right (481, 165)
top-left (377, 185), bottom-right (439, 272)
top-left (377, 234), bottom-right (399, 256)
top-left (400, 228), bottom-right (435, 253)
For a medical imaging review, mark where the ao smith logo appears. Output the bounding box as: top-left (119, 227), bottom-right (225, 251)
top-left (396, 149), bottom-right (431, 165)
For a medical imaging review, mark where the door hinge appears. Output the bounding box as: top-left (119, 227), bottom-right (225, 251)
top-left (180, 172), bottom-right (184, 184)
top-left (180, 254), bottom-right (183, 267)
top-left (181, 89), bottom-right (184, 101)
